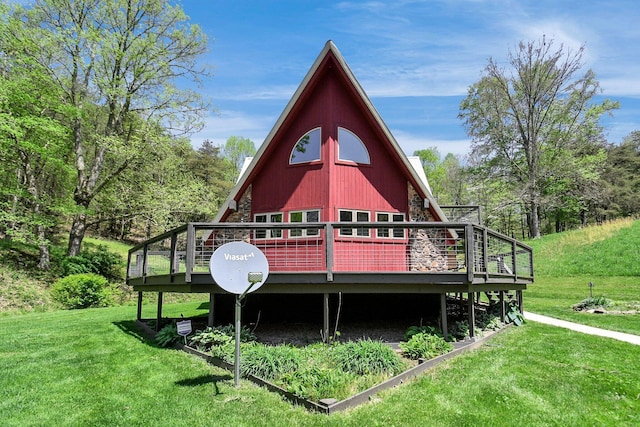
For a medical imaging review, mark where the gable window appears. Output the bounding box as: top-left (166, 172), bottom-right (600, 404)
top-left (376, 212), bottom-right (405, 238)
top-left (290, 128), bottom-right (321, 164)
top-left (338, 127), bottom-right (370, 164)
top-left (289, 210), bottom-right (320, 238)
top-left (339, 209), bottom-right (370, 237)
top-left (254, 212), bottom-right (283, 239)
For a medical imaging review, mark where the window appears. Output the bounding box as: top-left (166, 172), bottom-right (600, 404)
top-left (254, 212), bottom-right (283, 239)
top-left (339, 210), bottom-right (370, 237)
top-left (289, 210), bottom-right (320, 238)
top-left (338, 127), bottom-right (370, 164)
top-left (376, 212), bottom-right (405, 238)
top-left (290, 128), bottom-right (321, 164)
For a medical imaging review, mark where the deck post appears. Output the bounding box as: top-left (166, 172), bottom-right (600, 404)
top-left (137, 291), bottom-right (143, 321)
top-left (467, 292), bottom-right (475, 340)
top-left (517, 290), bottom-right (523, 312)
top-left (440, 293), bottom-right (448, 340)
top-left (156, 291), bottom-right (163, 332)
top-left (326, 224), bottom-right (334, 282)
top-left (323, 293), bottom-right (330, 343)
top-left (185, 224), bottom-right (195, 283)
top-left (208, 293), bottom-right (215, 327)
top-left (499, 290), bottom-right (505, 322)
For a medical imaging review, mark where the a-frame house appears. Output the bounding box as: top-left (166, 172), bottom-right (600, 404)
top-left (127, 41), bottom-right (533, 339)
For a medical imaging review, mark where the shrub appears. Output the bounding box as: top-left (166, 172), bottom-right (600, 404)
top-left (189, 327), bottom-right (233, 351)
top-left (155, 323), bottom-right (180, 348)
top-left (400, 332), bottom-right (453, 360)
top-left (241, 343), bottom-right (302, 381)
top-left (332, 339), bottom-right (405, 376)
top-left (404, 325), bottom-right (442, 341)
top-left (573, 295), bottom-right (612, 311)
top-left (60, 245), bottom-right (123, 281)
top-left (50, 273), bottom-right (111, 309)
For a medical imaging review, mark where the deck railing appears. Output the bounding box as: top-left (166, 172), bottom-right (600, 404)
top-left (127, 222), bottom-right (533, 285)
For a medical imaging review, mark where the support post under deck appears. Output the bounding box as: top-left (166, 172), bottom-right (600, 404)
top-left (208, 293), bottom-right (215, 327)
top-left (467, 292), bottom-right (475, 340)
top-left (323, 293), bottom-right (330, 344)
top-left (440, 293), bottom-right (448, 340)
top-left (137, 291), bottom-right (143, 321)
top-left (156, 292), bottom-right (163, 332)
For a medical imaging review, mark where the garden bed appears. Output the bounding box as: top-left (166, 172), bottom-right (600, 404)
top-left (137, 316), bottom-right (512, 414)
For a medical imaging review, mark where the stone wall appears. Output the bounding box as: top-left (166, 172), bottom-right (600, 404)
top-left (407, 184), bottom-right (452, 271)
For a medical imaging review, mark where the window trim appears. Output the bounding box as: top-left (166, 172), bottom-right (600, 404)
top-left (376, 212), bottom-right (406, 239)
top-left (338, 209), bottom-right (370, 237)
top-left (289, 127), bottom-right (322, 165)
top-left (337, 127), bottom-right (370, 165)
top-left (254, 212), bottom-right (283, 239)
top-left (288, 209), bottom-right (321, 238)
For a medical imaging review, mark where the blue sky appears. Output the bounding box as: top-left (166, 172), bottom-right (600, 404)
top-left (181, 0), bottom-right (640, 158)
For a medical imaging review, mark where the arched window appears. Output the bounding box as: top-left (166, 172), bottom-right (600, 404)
top-left (289, 128), bottom-right (321, 164)
top-left (338, 127), bottom-right (369, 164)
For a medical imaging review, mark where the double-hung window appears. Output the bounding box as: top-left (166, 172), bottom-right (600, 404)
top-left (376, 212), bottom-right (405, 238)
top-left (339, 210), bottom-right (370, 237)
top-left (254, 212), bottom-right (283, 239)
top-left (289, 210), bottom-right (320, 238)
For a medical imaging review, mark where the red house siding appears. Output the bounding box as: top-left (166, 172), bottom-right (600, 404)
top-left (245, 57), bottom-right (410, 272)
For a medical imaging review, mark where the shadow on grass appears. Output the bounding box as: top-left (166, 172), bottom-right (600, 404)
top-left (113, 320), bottom-right (157, 345)
top-left (176, 374), bottom-right (232, 395)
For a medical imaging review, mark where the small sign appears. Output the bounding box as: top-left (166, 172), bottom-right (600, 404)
top-left (209, 242), bottom-right (270, 295)
top-left (176, 320), bottom-right (192, 337)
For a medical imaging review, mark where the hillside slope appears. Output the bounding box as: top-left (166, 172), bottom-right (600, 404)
top-left (524, 218), bottom-right (640, 335)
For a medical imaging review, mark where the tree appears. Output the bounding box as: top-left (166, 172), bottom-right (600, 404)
top-left (413, 147), bottom-right (445, 200)
top-left (222, 136), bottom-right (256, 177)
top-left (601, 131), bottom-right (640, 218)
top-left (459, 37), bottom-right (618, 238)
top-left (0, 6), bottom-right (74, 268)
top-left (9, 0), bottom-right (210, 255)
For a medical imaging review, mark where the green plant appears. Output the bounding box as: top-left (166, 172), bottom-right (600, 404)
top-left (573, 295), bottom-right (612, 311)
top-left (155, 323), bottom-right (180, 348)
top-left (404, 325), bottom-right (442, 341)
top-left (49, 273), bottom-right (112, 309)
top-left (449, 320), bottom-right (470, 341)
top-left (59, 245), bottom-right (124, 281)
top-left (241, 343), bottom-right (302, 381)
top-left (332, 339), bottom-right (405, 376)
top-left (215, 324), bottom-right (256, 343)
top-left (399, 332), bottom-right (454, 360)
top-left (189, 327), bottom-right (233, 351)
top-left (280, 365), bottom-right (355, 401)
top-left (505, 303), bottom-right (525, 326)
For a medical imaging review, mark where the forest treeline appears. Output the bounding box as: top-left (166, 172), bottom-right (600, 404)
top-left (1, 1), bottom-right (638, 270)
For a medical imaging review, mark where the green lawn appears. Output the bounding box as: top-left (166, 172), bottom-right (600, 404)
top-left (523, 218), bottom-right (640, 335)
top-left (1, 302), bottom-right (639, 426)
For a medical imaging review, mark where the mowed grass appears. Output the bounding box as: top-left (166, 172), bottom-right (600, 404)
top-left (524, 218), bottom-right (640, 335)
top-left (1, 302), bottom-right (639, 426)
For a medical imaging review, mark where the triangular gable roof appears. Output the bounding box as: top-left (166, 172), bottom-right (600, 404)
top-left (214, 40), bottom-right (446, 222)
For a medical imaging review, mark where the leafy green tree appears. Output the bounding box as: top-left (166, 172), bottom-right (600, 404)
top-left (7, 0), bottom-right (211, 255)
top-left (459, 37), bottom-right (618, 238)
top-left (601, 131), bottom-right (640, 218)
top-left (0, 7), bottom-right (74, 268)
top-left (222, 136), bottom-right (256, 177)
top-left (414, 147), bottom-right (446, 200)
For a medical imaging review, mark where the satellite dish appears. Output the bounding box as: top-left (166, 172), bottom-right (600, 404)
top-left (209, 241), bottom-right (269, 295)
